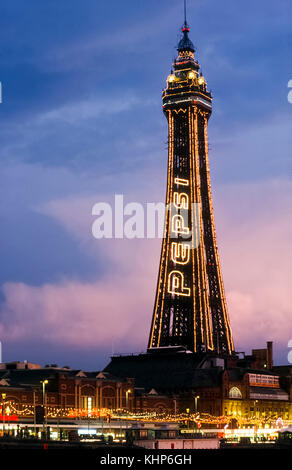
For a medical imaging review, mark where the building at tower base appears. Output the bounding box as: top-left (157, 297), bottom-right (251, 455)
top-left (104, 343), bottom-right (292, 419)
top-left (0, 343), bottom-right (291, 424)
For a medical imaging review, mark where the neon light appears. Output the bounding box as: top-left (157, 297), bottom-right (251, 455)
top-left (173, 192), bottom-right (189, 209)
top-left (172, 214), bottom-right (189, 234)
top-left (174, 178), bottom-right (189, 186)
top-left (193, 108), bottom-right (213, 349)
top-left (203, 116), bottom-right (234, 353)
top-left (153, 112), bottom-right (174, 348)
top-left (171, 242), bottom-right (190, 265)
top-left (168, 271), bottom-right (191, 297)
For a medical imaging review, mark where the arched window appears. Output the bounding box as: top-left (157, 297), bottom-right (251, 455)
top-left (80, 384), bottom-right (96, 410)
top-left (229, 387), bottom-right (242, 399)
top-left (102, 386), bottom-right (116, 410)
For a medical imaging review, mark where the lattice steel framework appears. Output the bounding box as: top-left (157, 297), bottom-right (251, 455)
top-left (148, 21), bottom-right (234, 355)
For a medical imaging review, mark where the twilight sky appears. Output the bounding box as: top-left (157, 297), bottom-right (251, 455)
top-left (0, 0), bottom-right (291, 369)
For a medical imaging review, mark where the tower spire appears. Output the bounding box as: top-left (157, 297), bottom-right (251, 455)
top-left (177, 0), bottom-right (195, 53)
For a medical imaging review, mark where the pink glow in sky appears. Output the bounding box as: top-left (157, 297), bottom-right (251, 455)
top-left (0, 179), bottom-right (291, 364)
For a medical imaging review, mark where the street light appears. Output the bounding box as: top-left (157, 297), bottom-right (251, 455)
top-left (40, 380), bottom-right (48, 440)
top-left (126, 389), bottom-right (131, 410)
top-left (6, 406), bottom-right (10, 436)
top-left (33, 389), bottom-right (37, 436)
top-left (1, 393), bottom-right (6, 436)
top-left (173, 399), bottom-right (177, 420)
top-left (186, 408), bottom-right (190, 429)
top-left (194, 395), bottom-right (200, 414)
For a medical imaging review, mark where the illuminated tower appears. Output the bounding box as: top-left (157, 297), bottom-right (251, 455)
top-left (148, 18), bottom-right (234, 355)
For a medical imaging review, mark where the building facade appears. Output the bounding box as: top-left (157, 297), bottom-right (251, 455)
top-left (0, 344), bottom-right (292, 426)
top-left (0, 362), bottom-right (134, 422)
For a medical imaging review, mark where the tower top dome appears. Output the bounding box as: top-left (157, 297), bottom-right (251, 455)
top-left (177, 21), bottom-right (195, 53)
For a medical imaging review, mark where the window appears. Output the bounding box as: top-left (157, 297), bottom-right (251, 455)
top-left (249, 374), bottom-right (279, 387)
top-left (229, 387), bottom-right (242, 399)
top-left (80, 396), bottom-right (96, 410)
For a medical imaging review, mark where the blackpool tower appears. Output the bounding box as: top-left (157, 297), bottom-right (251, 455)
top-left (148, 16), bottom-right (234, 356)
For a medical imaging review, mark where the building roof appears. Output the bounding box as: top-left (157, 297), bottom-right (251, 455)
top-left (104, 352), bottom-right (222, 392)
top-left (0, 367), bottom-right (129, 392)
top-left (0, 369), bottom-right (59, 390)
top-left (272, 365), bottom-right (292, 376)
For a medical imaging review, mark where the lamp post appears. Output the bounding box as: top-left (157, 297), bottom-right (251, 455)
top-left (173, 399), bottom-right (177, 420)
top-left (6, 406), bottom-right (10, 436)
top-left (186, 408), bottom-right (190, 429)
top-left (33, 389), bottom-right (36, 437)
top-left (40, 380), bottom-right (48, 440)
top-left (194, 395), bottom-right (200, 414)
top-left (126, 389), bottom-right (131, 411)
top-left (1, 393), bottom-right (6, 436)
